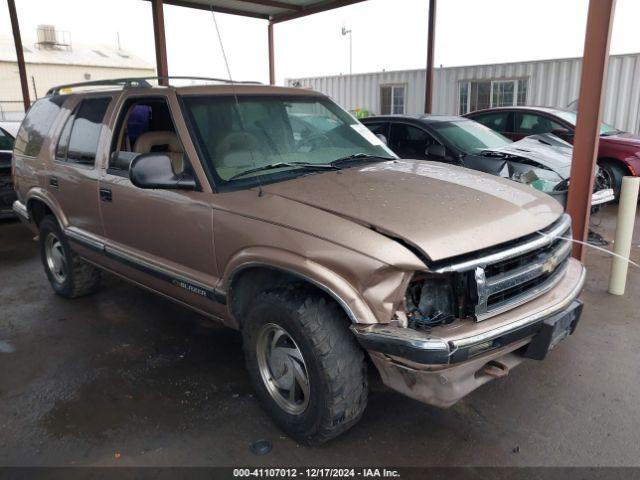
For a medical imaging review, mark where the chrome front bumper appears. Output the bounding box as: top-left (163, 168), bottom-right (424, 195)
top-left (352, 258), bottom-right (586, 365)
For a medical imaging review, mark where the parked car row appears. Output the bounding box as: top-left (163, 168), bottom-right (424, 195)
top-left (361, 114), bottom-right (614, 208)
top-left (465, 106), bottom-right (640, 199)
top-left (10, 79), bottom-right (586, 444)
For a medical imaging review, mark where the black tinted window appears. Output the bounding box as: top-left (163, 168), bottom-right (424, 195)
top-left (365, 122), bottom-right (388, 137)
top-left (390, 123), bottom-right (435, 157)
top-left (0, 128), bottom-right (13, 151)
top-left (65, 97), bottom-right (111, 165)
top-left (55, 113), bottom-right (73, 159)
top-left (473, 112), bottom-right (510, 133)
top-left (14, 96), bottom-right (66, 157)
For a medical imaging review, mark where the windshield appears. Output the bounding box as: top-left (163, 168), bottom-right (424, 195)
top-left (430, 119), bottom-right (512, 154)
top-left (554, 110), bottom-right (619, 136)
top-left (181, 95), bottom-right (395, 188)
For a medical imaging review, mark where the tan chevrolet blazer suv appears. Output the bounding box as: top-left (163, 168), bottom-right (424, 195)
top-left (12, 78), bottom-right (585, 444)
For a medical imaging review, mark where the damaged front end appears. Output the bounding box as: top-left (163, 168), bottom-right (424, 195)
top-left (351, 214), bottom-right (586, 407)
top-left (478, 134), bottom-right (614, 208)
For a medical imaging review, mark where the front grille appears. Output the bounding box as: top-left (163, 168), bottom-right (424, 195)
top-left (474, 215), bottom-right (572, 320)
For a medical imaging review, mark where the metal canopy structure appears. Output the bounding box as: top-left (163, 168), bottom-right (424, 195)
top-left (143, 0), bottom-right (369, 85)
top-left (5, 0), bottom-right (616, 260)
top-left (145, 0), bottom-right (367, 22)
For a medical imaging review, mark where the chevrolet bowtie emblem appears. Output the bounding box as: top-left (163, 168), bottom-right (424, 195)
top-left (542, 255), bottom-right (560, 273)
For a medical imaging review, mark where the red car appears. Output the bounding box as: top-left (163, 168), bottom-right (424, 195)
top-left (465, 106), bottom-right (640, 199)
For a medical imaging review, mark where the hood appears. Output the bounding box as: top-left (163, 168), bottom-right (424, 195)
top-left (483, 134), bottom-right (573, 178)
top-left (261, 160), bottom-right (562, 262)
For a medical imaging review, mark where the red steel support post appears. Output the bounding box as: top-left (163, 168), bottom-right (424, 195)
top-left (151, 0), bottom-right (169, 85)
top-left (7, 0), bottom-right (30, 111)
top-left (424, 0), bottom-right (436, 113)
top-left (566, 0), bottom-right (616, 260)
top-left (268, 22), bottom-right (275, 85)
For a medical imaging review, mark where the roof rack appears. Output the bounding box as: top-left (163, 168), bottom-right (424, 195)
top-left (46, 76), bottom-right (263, 96)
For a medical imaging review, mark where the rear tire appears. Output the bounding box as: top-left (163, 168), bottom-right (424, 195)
top-left (39, 216), bottom-right (101, 298)
top-left (242, 284), bottom-right (368, 445)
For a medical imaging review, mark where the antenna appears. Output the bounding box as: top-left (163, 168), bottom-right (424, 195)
top-left (209, 2), bottom-right (263, 197)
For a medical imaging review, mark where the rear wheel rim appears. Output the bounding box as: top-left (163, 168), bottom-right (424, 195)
top-left (597, 166), bottom-right (615, 191)
top-left (256, 323), bottom-right (310, 415)
top-left (45, 233), bottom-right (67, 284)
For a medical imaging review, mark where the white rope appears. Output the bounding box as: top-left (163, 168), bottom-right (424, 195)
top-left (536, 232), bottom-right (640, 270)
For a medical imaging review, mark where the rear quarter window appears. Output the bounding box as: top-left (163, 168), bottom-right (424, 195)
top-left (14, 96), bottom-right (67, 157)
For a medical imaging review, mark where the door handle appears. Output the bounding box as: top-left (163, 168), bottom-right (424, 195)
top-left (99, 187), bottom-right (112, 202)
top-left (49, 176), bottom-right (59, 189)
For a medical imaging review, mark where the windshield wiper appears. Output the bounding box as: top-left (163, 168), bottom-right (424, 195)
top-left (227, 162), bottom-right (339, 181)
top-left (330, 153), bottom-right (395, 167)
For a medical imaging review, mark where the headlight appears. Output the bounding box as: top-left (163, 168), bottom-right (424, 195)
top-left (405, 274), bottom-right (456, 329)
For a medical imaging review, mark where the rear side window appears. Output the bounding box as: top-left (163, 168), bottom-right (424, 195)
top-left (14, 96), bottom-right (66, 157)
top-left (473, 112), bottom-right (511, 133)
top-left (56, 97), bottom-right (111, 166)
top-left (514, 113), bottom-right (564, 136)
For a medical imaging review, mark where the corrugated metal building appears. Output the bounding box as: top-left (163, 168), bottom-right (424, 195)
top-left (287, 53), bottom-right (640, 134)
top-left (0, 27), bottom-right (155, 120)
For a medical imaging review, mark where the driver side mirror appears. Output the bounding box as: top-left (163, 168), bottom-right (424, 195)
top-left (551, 128), bottom-right (572, 137)
top-left (425, 144), bottom-right (446, 159)
top-left (129, 152), bottom-right (196, 190)
top-left (375, 134), bottom-right (388, 146)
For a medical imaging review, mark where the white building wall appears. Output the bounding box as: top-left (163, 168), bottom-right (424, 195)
top-left (0, 62), bottom-right (155, 117)
top-left (287, 53), bottom-right (640, 134)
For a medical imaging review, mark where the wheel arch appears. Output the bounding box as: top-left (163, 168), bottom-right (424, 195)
top-left (598, 156), bottom-right (638, 176)
top-left (25, 187), bottom-right (67, 228)
top-left (223, 248), bottom-right (379, 328)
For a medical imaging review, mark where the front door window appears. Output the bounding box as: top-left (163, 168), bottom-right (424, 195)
top-left (389, 123), bottom-right (436, 158)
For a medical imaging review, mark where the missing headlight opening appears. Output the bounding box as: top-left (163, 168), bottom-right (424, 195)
top-left (405, 274), bottom-right (461, 330)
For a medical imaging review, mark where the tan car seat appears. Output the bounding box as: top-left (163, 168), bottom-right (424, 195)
top-left (134, 131), bottom-right (184, 173)
top-left (215, 132), bottom-right (261, 168)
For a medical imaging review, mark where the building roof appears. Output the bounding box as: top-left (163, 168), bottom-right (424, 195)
top-left (142, 0), bottom-right (366, 23)
top-left (0, 36), bottom-right (154, 70)
top-left (287, 52), bottom-right (640, 82)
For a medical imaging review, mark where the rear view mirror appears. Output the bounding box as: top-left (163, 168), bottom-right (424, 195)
top-left (375, 134), bottom-right (388, 146)
top-left (426, 144), bottom-right (446, 159)
top-left (129, 152), bottom-right (196, 190)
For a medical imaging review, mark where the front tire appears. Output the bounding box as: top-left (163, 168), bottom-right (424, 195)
top-left (39, 216), bottom-right (101, 298)
top-left (242, 285), bottom-right (368, 445)
top-left (598, 160), bottom-right (627, 201)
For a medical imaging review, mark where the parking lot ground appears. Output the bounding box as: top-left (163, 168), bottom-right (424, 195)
top-left (1, 206), bottom-right (639, 467)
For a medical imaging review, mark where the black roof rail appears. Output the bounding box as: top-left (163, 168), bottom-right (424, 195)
top-left (46, 76), bottom-right (262, 96)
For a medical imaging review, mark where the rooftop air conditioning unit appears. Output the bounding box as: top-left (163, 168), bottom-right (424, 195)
top-left (37, 25), bottom-right (58, 45)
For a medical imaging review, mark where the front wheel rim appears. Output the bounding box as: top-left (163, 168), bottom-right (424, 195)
top-left (256, 323), bottom-right (310, 415)
top-left (45, 233), bottom-right (67, 284)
